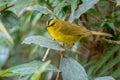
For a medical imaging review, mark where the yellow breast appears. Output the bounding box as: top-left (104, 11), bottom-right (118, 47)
top-left (47, 27), bottom-right (80, 45)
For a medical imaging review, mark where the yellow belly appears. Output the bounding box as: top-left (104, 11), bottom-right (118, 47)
top-left (47, 28), bottom-right (80, 45)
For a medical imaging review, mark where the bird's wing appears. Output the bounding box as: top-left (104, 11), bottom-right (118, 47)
top-left (58, 21), bottom-right (91, 35)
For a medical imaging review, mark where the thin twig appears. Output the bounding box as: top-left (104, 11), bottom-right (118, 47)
top-left (42, 48), bottom-right (50, 61)
top-left (102, 38), bottom-right (120, 46)
top-left (107, 0), bottom-right (116, 3)
top-left (90, 14), bottom-right (101, 22)
top-left (56, 51), bottom-right (64, 80)
top-left (0, 4), bottom-right (14, 13)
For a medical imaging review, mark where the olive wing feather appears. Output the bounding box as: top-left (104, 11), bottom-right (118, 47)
top-left (58, 21), bottom-right (91, 35)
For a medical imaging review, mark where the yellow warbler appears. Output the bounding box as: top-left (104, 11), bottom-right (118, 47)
top-left (47, 19), bottom-right (112, 45)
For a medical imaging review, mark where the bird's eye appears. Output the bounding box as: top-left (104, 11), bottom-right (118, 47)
top-left (47, 19), bottom-right (56, 27)
top-left (47, 19), bottom-right (53, 25)
top-left (50, 22), bottom-right (55, 26)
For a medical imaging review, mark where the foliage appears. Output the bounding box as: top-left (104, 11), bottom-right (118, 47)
top-left (0, 0), bottom-right (120, 80)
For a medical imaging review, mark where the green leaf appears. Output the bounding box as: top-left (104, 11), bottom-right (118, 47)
top-left (53, 0), bottom-right (68, 18)
top-left (95, 76), bottom-right (115, 80)
top-left (81, 0), bottom-right (87, 2)
top-left (30, 60), bottom-right (51, 80)
top-left (22, 36), bottom-right (64, 51)
top-left (69, 0), bottom-right (99, 22)
top-left (70, 0), bottom-right (77, 14)
top-left (111, 66), bottom-right (120, 78)
top-left (8, 60), bottom-right (59, 74)
top-left (0, 70), bottom-right (15, 77)
top-left (0, 10), bottom-right (20, 28)
top-left (19, 74), bottom-right (32, 80)
top-left (25, 5), bottom-right (51, 25)
top-left (60, 57), bottom-right (88, 80)
top-left (106, 22), bottom-right (116, 32)
top-left (0, 2), bottom-right (8, 11)
top-left (99, 54), bottom-right (120, 76)
top-left (0, 21), bottom-right (14, 44)
top-left (0, 46), bottom-right (9, 68)
top-left (0, 60), bottom-right (59, 77)
top-left (116, 0), bottom-right (120, 6)
top-left (90, 45), bottom-right (120, 76)
top-left (24, 5), bottom-right (51, 15)
top-left (87, 8), bottom-right (100, 16)
top-left (10, 0), bottom-right (34, 14)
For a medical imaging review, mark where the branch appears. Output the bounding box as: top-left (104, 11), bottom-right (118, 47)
top-left (0, 4), bottom-right (14, 13)
top-left (102, 38), bottom-right (120, 46)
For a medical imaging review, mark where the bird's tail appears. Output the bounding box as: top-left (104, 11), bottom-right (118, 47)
top-left (91, 31), bottom-right (112, 37)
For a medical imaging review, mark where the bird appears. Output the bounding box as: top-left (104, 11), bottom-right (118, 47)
top-left (46, 19), bottom-right (112, 45)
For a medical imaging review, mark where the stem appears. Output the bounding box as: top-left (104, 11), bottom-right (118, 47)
top-left (56, 51), bottom-right (64, 80)
top-left (0, 4), bottom-right (14, 13)
top-left (42, 48), bottom-right (50, 61)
